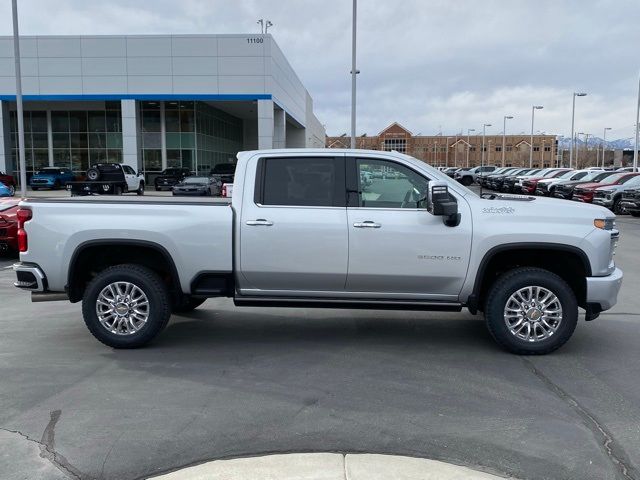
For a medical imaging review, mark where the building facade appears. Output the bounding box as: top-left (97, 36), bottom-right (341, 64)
top-left (0, 34), bottom-right (325, 181)
top-left (327, 123), bottom-right (559, 168)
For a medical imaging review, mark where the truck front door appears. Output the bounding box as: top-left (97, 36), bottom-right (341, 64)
top-left (345, 157), bottom-right (472, 300)
top-left (239, 155), bottom-right (348, 293)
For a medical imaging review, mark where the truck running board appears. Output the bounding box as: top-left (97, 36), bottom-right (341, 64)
top-left (233, 296), bottom-right (462, 312)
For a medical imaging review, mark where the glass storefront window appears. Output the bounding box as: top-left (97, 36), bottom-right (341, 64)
top-left (10, 104), bottom-right (122, 175)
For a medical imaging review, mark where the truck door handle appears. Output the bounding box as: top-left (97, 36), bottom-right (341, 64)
top-left (246, 219), bottom-right (274, 226)
top-left (353, 221), bottom-right (381, 228)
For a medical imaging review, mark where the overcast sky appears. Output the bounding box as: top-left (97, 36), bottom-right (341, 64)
top-left (1, 0), bottom-right (638, 140)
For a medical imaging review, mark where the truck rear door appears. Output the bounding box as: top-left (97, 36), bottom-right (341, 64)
top-left (239, 154), bottom-right (348, 293)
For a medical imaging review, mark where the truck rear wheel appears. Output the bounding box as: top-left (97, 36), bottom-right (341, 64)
top-left (484, 267), bottom-right (578, 355)
top-left (82, 264), bottom-right (171, 348)
top-left (86, 168), bottom-right (100, 181)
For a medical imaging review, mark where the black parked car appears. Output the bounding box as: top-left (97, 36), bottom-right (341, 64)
top-left (553, 171), bottom-right (618, 200)
top-left (154, 167), bottom-right (192, 191)
top-left (209, 163), bottom-right (236, 184)
top-left (489, 168), bottom-right (533, 191)
top-left (501, 169), bottom-right (543, 193)
top-left (172, 176), bottom-right (222, 196)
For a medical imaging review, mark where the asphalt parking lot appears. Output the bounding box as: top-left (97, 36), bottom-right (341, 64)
top-left (1, 195), bottom-right (640, 480)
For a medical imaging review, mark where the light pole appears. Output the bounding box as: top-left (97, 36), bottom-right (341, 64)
top-left (445, 136), bottom-right (452, 167)
top-left (530, 106), bottom-right (543, 168)
top-left (467, 128), bottom-right (475, 167)
top-left (556, 135), bottom-right (564, 167)
top-left (602, 127), bottom-right (612, 167)
top-left (12, 0), bottom-right (26, 198)
top-left (482, 123), bottom-right (491, 167)
top-left (502, 115), bottom-right (513, 167)
top-left (350, 0), bottom-right (358, 149)
top-left (570, 92), bottom-right (588, 169)
top-left (634, 73), bottom-right (640, 172)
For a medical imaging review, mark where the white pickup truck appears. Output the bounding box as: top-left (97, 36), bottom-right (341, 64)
top-left (13, 149), bottom-right (623, 354)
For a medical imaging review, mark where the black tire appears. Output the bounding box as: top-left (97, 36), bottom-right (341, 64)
top-left (82, 264), bottom-right (171, 348)
top-left (86, 168), bottom-right (100, 181)
top-left (631, 211), bottom-right (640, 217)
top-left (171, 296), bottom-right (206, 313)
top-left (8, 185), bottom-right (15, 196)
top-left (155, 185), bottom-right (161, 191)
top-left (484, 267), bottom-right (578, 355)
top-left (612, 197), bottom-right (626, 215)
top-left (53, 180), bottom-right (61, 190)
top-left (114, 186), bottom-right (123, 195)
top-left (137, 181), bottom-right (145, 196)
top-left (461, 177), bottom-right (473, 186)
top-left (31, 186), bottom-right (38, 191)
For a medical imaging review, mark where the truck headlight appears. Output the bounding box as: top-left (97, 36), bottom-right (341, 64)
top-left (594, 218), bottom-right (615, 230)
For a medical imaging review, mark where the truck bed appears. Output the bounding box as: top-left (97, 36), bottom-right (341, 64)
top-left (19, 197), bottom-right (233, 293)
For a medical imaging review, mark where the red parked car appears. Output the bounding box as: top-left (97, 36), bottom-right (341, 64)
top-left (0, 171), bottom-right (16, 196)
top-left (572, 172), bottom-right (640, 203)
top-left (0, 198), bottom-right (20, 254)
top-left (520, 169), bottom-right (572, 195)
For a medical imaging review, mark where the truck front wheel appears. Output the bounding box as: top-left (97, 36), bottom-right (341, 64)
top-left (82, 264), bottom-right (171, 348)
top-left (484, 267), bottom-right (578, 355)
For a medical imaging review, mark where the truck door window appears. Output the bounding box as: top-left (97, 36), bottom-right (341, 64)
top-left (355, 159), bottom-right (429, 208)
top-left (259, 157), bottom-right (345, 207)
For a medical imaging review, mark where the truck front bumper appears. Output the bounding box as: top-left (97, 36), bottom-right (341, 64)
top-left (586, 267), bottom-right (623, 311)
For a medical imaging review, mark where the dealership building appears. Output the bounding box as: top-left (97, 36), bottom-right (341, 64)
top-left (0, 34), bottom-right (325, 181)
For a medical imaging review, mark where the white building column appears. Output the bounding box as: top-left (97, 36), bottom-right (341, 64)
top-left (46, 110), bottom-right (53, 167)
top-left (0, 101), bottom-right (9, 173)
top-left (273, 107), bottom-right (286, 149)
top-left (257, 99), bottom-right (274, 150)
top-left (121, 99), bottom-right (139, 171)
top-left (160, 101), bottom-right (167, 170)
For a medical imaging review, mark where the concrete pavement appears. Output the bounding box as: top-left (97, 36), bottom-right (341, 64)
top-left (0, 219), bottom-right (639, 480)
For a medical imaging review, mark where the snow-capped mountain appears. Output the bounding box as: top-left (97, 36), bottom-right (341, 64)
top-left (557, 136), bottom-right (635, 150)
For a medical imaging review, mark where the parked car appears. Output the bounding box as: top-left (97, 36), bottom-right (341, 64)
top-left (501, 169), bottom-right (543, 193)
top-left (535, 170), bottom-right (588, 196)
top-left (209, 163), bottom-right (236, 184)
top-left (520, 169), bottom-right (572, 195)
top-left (29, 167), bottom-right (75, 190)
top-left (592, 175), bottom-right (640, 214)
top-left (13, 148), bottom-right (622, 355)
top-left (478, 167), bottom-right (517, 188)
top-left (454, 165), bottom-right (497, 186)
top-left (154, 167), bottom-right (192, 191)
top-left (572, 173), bottom-right (640, 204)
top-left (553, 171), bottom-right (619, 200)
top-left (0, 171), bottom-right (16, 196)
top-left (487, 168), bottom-right (533, 191)
top-left (67, 163), bottom-right (133, 196)
top-left (172, 176), bottom-right (221, 196)
top-left (513, 168), bottom-right (569, 193)
top-left (620, 188), bottom-right (640, 217)
top-left (445, 167), bottom-right (466, 178)
top-left (0, 199), bottom-right (20, 254)
top-left (0, 181), bottom-right (15, 197)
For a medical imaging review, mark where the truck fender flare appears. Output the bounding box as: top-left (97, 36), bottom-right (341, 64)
top-left (467, 242), bottom-right (592, 313)
top-left (66, 239), bottom-right (181, 301)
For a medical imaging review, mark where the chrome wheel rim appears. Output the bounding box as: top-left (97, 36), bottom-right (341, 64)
top-left (96, 282), bottom-right (150, 335)
top-left (504, 286), bottom-right (562, 342)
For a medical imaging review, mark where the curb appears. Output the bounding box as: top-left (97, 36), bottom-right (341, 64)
top-left (148, 453), bottom-right (510, 479)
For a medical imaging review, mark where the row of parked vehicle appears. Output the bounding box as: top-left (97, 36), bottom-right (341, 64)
top-left (441, 165), bottom-right (640, 215)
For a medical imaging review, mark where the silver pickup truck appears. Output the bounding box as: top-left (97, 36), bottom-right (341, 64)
top-left (13, 149), bottom-right (623, 354)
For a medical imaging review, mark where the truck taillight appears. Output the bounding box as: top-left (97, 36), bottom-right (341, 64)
top-left (16, 208), bottom-right (32, 253)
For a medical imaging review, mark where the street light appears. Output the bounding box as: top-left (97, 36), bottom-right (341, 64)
top-left (502, 115), bottom-right (513, 167)
top-left (570, 92), bottom-right (588, 169)
top-left (530, 106), bottom-right (543, 168)
top-left (350, 0), bottom-right (357, 149)
top-left (466, 128), bottom-right (475, 167)
top-left (482, 123), bottom-right (491, 167)
top-left (11, 0), bottom-right (26, 198)
top-left (602, 127), bottom-right (612, 167)
top-left (634, 73), bottom-right (640, 172)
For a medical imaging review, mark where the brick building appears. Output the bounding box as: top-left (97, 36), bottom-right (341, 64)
top-left (326, 122), bottom-right (559, 168)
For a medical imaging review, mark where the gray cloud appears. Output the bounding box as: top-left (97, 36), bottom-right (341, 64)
top-left (1, 0), bottom-right (638, 140)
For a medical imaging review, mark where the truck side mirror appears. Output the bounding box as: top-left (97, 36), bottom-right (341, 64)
top-left (427, 181), bottom-right (461, 227)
